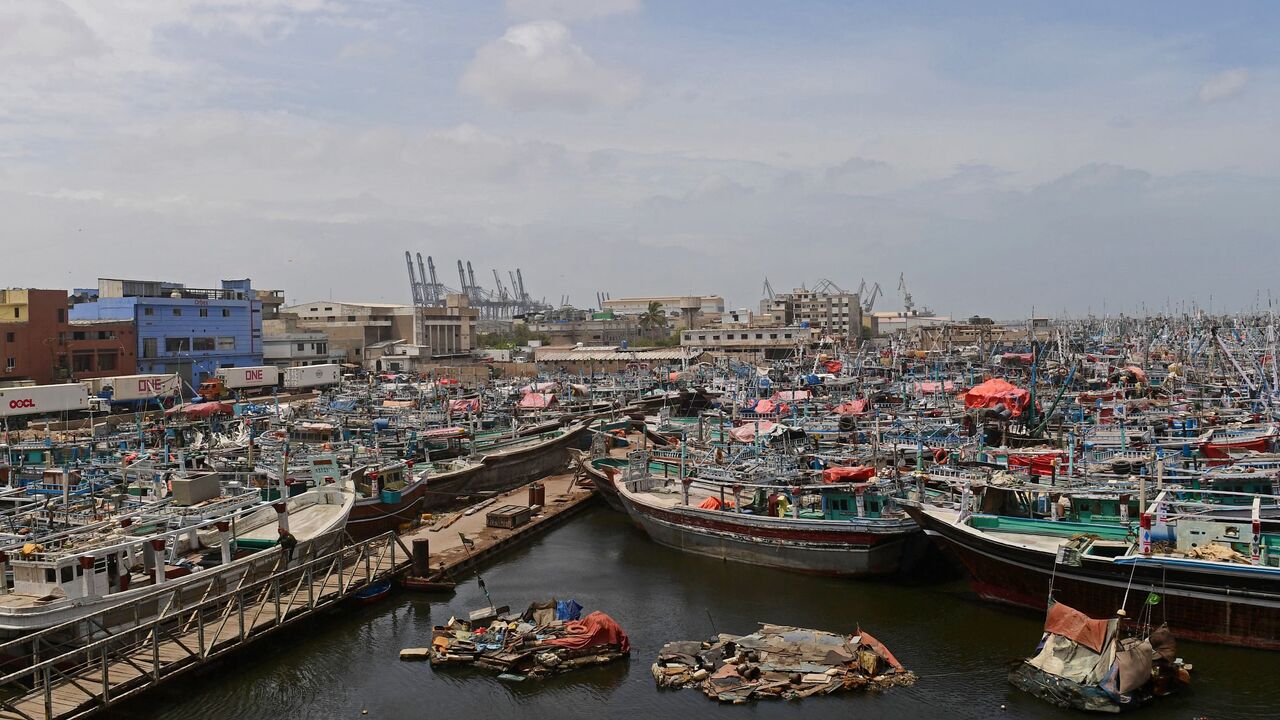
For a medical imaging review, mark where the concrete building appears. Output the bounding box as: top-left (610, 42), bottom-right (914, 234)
top-left (283, 295), bottom-right (476, 362)
top-left (680, 325), bottom-right (812, 361)
top-left (602, 295), bottom-right (724, 328)
top-left (523, 308), bottom-right (652, 346)
top-left (786, 288), bottom-right (862, 339)
top-left (69, 278), bottom-right (262, 387)
top-left (262, 312), bottom-right (344, 369)
top-left (531, 346), bottom-right (704, 374)
top-left (1, 289), bottom-right (137, 385)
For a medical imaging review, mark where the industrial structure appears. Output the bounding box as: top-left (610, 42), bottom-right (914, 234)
top-left (403, 251), bottom-right (548, 321)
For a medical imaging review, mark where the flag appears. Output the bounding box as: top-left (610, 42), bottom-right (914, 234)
top-left (458, 533), bottom-right (475, 550)
top-left (1145, 592), bottom-right (1161, 606)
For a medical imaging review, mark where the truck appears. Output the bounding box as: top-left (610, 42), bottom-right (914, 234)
top-left (84, 374), bottom-right (183, 411)
top-left (284, 364), bottom-right (342, 390)
top-left (0, 383), bottom-right (90, 420)
top-left (198, 366), bottom-right (280, 401)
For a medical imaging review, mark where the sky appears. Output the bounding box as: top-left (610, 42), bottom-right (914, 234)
top-left (2, 0), bottom-right (1278, 318)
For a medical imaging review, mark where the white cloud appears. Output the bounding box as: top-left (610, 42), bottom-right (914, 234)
top-left (505, 0), bottom-right (641, 22)
top-left (1198, 68), bottom-right (1248, 104)
top-left (460, 21), bottom-right (641, 112)
top-left (0, 1), bottom-right (103, 63)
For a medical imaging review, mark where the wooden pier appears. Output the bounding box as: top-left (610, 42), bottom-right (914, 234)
top-left (402, 456), bottom-right (600, 579)
top-left (0, 532), bottom-right (411, 720)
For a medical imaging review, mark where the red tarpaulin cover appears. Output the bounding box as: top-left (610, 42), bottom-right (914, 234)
top-left (824, 360), bottom-right (843, 374)
top-left (518, 393), bottom-right (556, 409)
top-left (913, 381), bottom-right (955, 394)
top-left (449, 398), bottom-right (480, 413)
top-left (166, 401), bottom-right (233, 418)
top-left (832, 398), bottom-right (869, 415)
top-left (822, 466), bottom-right (876, 483)
top-left (753, 399), bottom-right (778, 414)
top-left (1002, 352), bottom-right (1034, 364)
top-left (1202, 437), bottom-right (1271, 459)
top-left (543, 611), bottom-right (631, 653)
top-left (1007, 452), bottom-right (1065, 477)
top-left (1044, 602), bottom-right (1109, 654)
top-left (728, 421), bottom-right (776, 442)
top-left (1121, 365), bottom-right (1147, 383)
top-left (698, 496), bottom-right (733, 510)
top-left (963, 378), bottom-right (1030, 417)
top-left (773, 390), bottom-right (811, 402)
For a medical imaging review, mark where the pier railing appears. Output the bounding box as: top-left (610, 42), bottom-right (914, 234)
top-left (0, 531), bottom-right (410, 720)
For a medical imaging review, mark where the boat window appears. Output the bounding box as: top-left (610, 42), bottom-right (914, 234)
top-left (45, 569), bottom-right (56, 583)
top-left (60, 566), bottom-right (74, 583)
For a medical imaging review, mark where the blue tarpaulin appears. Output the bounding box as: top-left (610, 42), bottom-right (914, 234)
top-left (556, 599), bottom-right (583, 621)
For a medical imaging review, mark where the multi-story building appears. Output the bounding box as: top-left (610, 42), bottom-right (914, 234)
top-left (1, 289), bottom-right (137, 385)
top-left (787, 288), bottom-right (862, 339)
top-left (70, 278), bottom-right (262, 387)
top-left (680, 325), bottom-right (812, 361)
top-left (601, 295), bottom-right (725, 317)
top-left (523, 308), bottom-right (652, 346)
top-left (283, 294), bottom-right (476, 362)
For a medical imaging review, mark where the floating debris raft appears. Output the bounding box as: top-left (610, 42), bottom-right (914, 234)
top-left (652, 624), bottom-right (915, 703)
top-left (1008, 601), bottom-right (1192, 713)
top-left (422, 600), bottom-right (630, 680)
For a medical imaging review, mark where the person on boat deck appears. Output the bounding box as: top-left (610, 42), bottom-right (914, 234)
top-left (1056, 495), bottom-right (1071, 520)
top-left (776, 494), bottom-right (791, 518)
top-left (278, 528), bottom-right (298, 561)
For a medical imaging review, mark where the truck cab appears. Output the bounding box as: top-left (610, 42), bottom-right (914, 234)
top-left (198, 377), bottom-right (230, 401)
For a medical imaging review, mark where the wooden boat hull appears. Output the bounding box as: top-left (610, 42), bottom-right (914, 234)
top-left (617, 483), bottom-right (916, 577)
top-left (906, 505), bottom-right (1280, 650)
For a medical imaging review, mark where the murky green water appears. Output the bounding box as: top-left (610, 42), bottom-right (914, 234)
top-left (107, 506), bottom-right (1275, 719)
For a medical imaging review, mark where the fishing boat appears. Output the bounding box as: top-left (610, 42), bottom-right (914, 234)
top-left (354, 579), bottom-right (393, 604)
top-left (614, 452), bottom-right (918, 576)
top-left (906, 485), bottom-right (1280, 648)
top-left (0, 485), bottom-right (354, 639)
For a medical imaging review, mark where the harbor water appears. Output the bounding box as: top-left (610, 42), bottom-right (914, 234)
top-left (107, 507), bottom-right (1275, 720)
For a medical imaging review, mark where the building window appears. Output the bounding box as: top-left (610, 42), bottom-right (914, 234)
top-left (347, 315), bottom-right (355, 322)
top-left (324, 307), bottom-right (333, 311)
top-left (72, 352), bottom-right (94, 372)
top-left (770, 333), bottom-right (778, 339)
top-left (199, 308), bottom-right (209, 317)
top-left (3, 332), bottom-right (12, 343)
top-left (316, 343), bottom-right (327, 354)
top-left (217, 337), bottom-right (236, 350)
top-left (57, 309), bottom-right (65, 323)
top-left (58, 332), bottom-right (67, 345)
top-left (4, 358), bottom-right (14, 371)
top-left (164, 337), bottom-right (190, 353)
top-left (143, 338), bottom-right (157, 358)
top-left (72, 331), bottom-right (86, 341)
top-left (97, 331), bottom-right (114, 340)
top-left (143, 307), bottom-right (154, 316)
top-left (11, 308), bottom-right (16, 319)
top-left (193, 337), bottom-right (215, 351)
top-left (222, 309), bottom-right (230, 317)
top-left (172, 308), bottom-right (181, 316)
top-left (784, 333), bottom-right (792, 339)
top-left (296, 343), bottom-right (305, 351)
top-left (97, 352), bottom-right (117, 371)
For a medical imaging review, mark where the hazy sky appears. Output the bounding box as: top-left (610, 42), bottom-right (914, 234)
top-left (3, 1), bottom-right (1278, 317)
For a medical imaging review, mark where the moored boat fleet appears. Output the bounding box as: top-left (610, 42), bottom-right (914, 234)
top-left (7, 312), bottom-right (1280, 709)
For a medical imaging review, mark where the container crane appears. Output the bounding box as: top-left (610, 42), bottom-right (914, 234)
top-left (898, 273), bottom-right (914, 313)
top-left (405, 252), bottom-right (424, 307)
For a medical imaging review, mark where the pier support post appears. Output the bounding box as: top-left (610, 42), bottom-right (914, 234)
top-left (217, 521), bottom-right (232, 564)
top-left (412, 539), bottom-right (431, 577)
top-left (681, 477), bottom-right (691, 506)
top-left (79, 556), bottom-right (95, 597)
top-left (274, 502), bottom-right (289, 534)
top-left (150, 539), bottom-right (168, 585)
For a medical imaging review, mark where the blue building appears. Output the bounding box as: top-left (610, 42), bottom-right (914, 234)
top-left (70, 278), bottom-right (263, 388)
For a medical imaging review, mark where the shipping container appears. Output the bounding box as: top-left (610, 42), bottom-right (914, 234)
top-left (87, 374), bottom-right (182, 402)
top-left (0, 384), bottom-right (90, 419)
top-left (215, 366), bottom-right (280, 390)
top-left (284, 364), bottom-right (342, 389)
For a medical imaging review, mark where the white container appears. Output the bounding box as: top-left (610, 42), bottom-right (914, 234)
top-left (89, 374), bottom-right (181, 401)
top-left (284, 364), bottom-right (341, 389)
top-left (0, 384), bottom-right (90, 418)
top-left (216, 366), bottom-right (280, 390)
